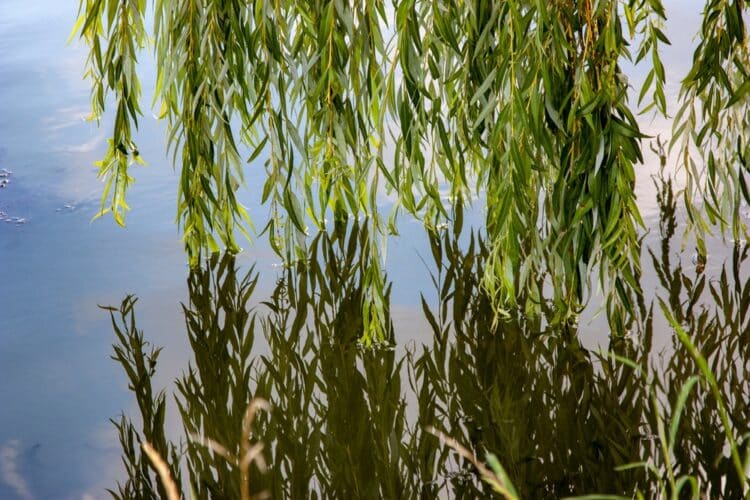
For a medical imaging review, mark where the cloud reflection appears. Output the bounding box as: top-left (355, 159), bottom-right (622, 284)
top-left (0, 440), bottom-right (33, 500)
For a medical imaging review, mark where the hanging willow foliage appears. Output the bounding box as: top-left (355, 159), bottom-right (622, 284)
top-left (672, 0), bottom-right (750, 252)
top-left (389, 0), bottom-right (672, 325)
top-left (73, 0), bottom-right (748, 342)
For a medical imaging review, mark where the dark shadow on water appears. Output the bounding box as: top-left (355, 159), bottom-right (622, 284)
top-left (106, 174), bottom-right (749, 498)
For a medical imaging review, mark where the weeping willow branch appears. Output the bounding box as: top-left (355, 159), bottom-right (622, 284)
top-left (74, 0), bottom-right (148, 225)
top-left (73, 0), bottom-right (750, 342)
top-left (673, 0), bottom-right (750, 251)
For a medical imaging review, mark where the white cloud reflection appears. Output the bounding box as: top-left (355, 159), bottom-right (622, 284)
top-left (0, 440), bottom-right (33, 500)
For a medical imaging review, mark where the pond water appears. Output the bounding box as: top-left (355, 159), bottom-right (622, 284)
top-left (0, 1), bottom-right (747, 499)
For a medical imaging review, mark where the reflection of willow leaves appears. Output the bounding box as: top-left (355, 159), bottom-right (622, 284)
top-left (106, 296), bottom-right (181, 499)
top-left (110, 190), bottom-right (749, 498)
top-left (256, 222), bottom-right (413, 498)
top-left (414, 172), bottom-right (748, 497)
top-left (648, 169), bottom-right (750, 497)
top-left (414, 229), bottom-right (650, 498)
top-left (176, 255), bottom-right (263, 498)
top-left (109, 222), bottom-right (415, 498)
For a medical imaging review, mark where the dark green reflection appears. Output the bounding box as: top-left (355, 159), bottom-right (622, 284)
top-left (107, 177), bottom-right (749, 498)
top-left (411, 227), bottom-right (649, 497)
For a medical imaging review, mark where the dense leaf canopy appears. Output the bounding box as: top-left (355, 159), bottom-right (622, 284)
top-left (74, 0), bottom-right (750, 342)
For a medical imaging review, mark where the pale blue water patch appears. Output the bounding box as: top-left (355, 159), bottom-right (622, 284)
top-left (0, 2), bottom-right (189, 498)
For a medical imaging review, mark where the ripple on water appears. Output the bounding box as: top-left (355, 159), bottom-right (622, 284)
top-left (0, 169), bottom-right (10, 189)
top-left (55, 203), bottom-right (78, 213)
top-left (0, 168), bottom-right (27, 225)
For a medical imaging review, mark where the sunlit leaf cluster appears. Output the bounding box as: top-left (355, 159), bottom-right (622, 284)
top-left (75, 0), bottom-right (148, 225)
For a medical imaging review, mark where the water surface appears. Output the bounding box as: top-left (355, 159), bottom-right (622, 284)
top-left (0, 1), bottom-right (746, 499)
